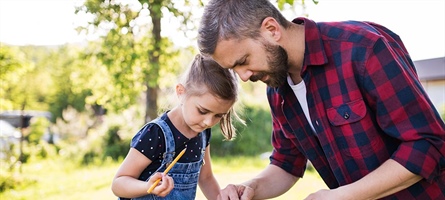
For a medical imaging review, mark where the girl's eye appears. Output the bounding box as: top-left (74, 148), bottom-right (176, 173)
top-left (215, 114), bottom-right (224, 118)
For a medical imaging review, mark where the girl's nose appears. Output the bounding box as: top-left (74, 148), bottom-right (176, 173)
top-left (202, 118), bottom-right (212, 128)
top-left (203, 115), bottom-right (219, 128)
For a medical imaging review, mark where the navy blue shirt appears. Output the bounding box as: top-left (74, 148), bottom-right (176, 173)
top-left (131, 112), bottom-right (211, 181)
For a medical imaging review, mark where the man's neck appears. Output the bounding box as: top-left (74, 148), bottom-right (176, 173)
top-left (282, 23), bottom-right (305, 83)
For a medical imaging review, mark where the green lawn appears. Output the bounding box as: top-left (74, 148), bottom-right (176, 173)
top-left (1, 156), bottom-right (327, 200)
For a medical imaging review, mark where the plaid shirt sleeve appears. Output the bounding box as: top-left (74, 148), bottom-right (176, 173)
top-left (269, 104), bottom-right (307, 177)
top-left (362, 25), bottom-right (445, 182)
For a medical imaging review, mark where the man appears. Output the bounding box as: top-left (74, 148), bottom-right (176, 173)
top-left (198, 0), bottom-right (445, 199)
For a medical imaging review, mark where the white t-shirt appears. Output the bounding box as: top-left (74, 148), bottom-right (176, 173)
top-left (287, 75), bottom-right (316, 132)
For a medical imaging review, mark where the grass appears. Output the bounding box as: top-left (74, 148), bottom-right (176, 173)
top-left (1, 156), bottom-right (327, 200)
top-left (1, 158), bottom-right (118, 199)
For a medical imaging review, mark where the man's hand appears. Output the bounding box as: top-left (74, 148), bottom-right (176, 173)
top-left (217, 184), bottom-right (254, 200)
top-left (304, 189), bottom-right (350, 200)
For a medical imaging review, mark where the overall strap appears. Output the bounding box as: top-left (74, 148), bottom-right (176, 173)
top-left (200, 130), bottom-right (207, 160)
top-left (150, 117), bottom-right (175, 167)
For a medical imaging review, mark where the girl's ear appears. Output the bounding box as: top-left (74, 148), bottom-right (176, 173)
top-left (176, 84), bottom-right (186, 99)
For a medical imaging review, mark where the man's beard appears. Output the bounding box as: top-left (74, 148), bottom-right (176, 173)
top-left (249, 40), bottom-right (289, 88)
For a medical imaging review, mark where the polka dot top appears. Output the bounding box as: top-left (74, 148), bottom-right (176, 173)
top-left (131, 112), bottom-right (211, 181)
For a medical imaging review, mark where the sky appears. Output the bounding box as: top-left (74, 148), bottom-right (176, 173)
top-left (0, 0), bottom-right (444, 61)
top-left (0, 0), bottom-right (86, 46)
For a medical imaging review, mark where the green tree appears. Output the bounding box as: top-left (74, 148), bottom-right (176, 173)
top-left (74, 0), bottom-right (198, 122)
top-left (277, 0), bottom-right (318, 10)
top-left (73, 0), bottom-right (318, 123)
top-left (41, 46), bottom-right (90, 121)
top-left (0, 44), bottom-right (53, 111)
top-left (0, 44), bottom-right (24, 110)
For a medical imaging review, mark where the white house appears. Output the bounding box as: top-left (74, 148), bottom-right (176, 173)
top-left (414, 57), bottom-right (445, 114)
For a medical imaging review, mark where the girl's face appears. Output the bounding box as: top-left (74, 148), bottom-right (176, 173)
top-left (178, 85), bottom-right (234, 135)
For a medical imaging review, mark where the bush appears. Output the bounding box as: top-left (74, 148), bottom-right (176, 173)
top-left (211, 104), bottom-right (273, 156)
top-left (102, 125), bottom-right (130, 161)
top-left (0, 171), bottom-right (36, 192)
top-left (80, 125), bottom-right (130, 165)
top-left (26, 117), bottom-right (50, 145)
top-left (81, 150), bottom-right (101, 166)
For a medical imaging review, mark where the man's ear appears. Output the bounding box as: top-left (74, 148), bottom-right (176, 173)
top-left (260, 17), bottom-right (281, 41)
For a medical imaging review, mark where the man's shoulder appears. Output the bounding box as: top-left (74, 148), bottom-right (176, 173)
top-left (317, 20), bottom-right (384, 45)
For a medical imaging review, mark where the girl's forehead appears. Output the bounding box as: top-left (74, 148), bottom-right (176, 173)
top-left (190, 93), bottom-right (234, 112)
top-left (187, 85), bottom-right (235, 100)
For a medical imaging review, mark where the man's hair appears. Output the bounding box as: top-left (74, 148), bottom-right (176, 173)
top-left (198, 0), bottom-right (290, 55)
top-left (181, 54), bottom-right (242, 140)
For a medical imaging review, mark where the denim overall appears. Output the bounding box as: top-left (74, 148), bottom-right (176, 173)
top-left (132, 117), bottom-right (206, 200)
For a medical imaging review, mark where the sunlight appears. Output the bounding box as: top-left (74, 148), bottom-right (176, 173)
top-left (0, 0), bottom-right (84, 46)
top-left (0, 0), bottom-right (443, 59)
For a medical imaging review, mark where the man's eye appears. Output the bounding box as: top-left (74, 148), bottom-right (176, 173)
top-left (198, 109), bottom-right (207, 115)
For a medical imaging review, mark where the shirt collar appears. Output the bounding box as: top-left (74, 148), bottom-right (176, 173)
top-left (292, 17), bottom-right (328, 67)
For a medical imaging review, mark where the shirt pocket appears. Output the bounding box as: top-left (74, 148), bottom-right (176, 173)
top-left (326, 99), bottom-right (383, 159)
top-left (327, 99), bottom-right (366, 126)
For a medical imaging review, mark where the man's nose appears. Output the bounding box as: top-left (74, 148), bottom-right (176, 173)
top-left (234, 68), bottom-right (252, 82)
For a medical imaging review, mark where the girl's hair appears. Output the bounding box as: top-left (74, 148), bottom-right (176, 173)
top-left (198, 0), bottom-right (290, 56)
top-left (181, 54), bottom-right (242, 140)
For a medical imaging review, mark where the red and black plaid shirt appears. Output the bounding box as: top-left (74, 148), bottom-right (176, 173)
top-left (268, 17), bottom-right (445, 199)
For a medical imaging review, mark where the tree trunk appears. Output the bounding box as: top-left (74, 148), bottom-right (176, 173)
top-left (145, 86), bottom-right (158, 122)
top-left (145, 0), bottom-right (162, 123)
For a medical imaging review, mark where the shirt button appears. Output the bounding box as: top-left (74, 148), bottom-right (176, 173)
top-left (343, 112), bottom-right (350, 119)
top-left (315, 120), bottom-right (319, 126)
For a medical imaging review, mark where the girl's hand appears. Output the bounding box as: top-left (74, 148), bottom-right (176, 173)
top-left (147, 173), bottom-right (174, 197)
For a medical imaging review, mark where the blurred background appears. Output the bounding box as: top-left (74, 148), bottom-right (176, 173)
top-left (0, 0), bottom-right (444, 199)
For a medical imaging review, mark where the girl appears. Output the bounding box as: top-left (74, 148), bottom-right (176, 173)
top-left (111, 54), bottom-right (241, 200)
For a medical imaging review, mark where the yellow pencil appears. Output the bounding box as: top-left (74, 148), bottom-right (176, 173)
top-left (147, 148), bottom-right (187, 194)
